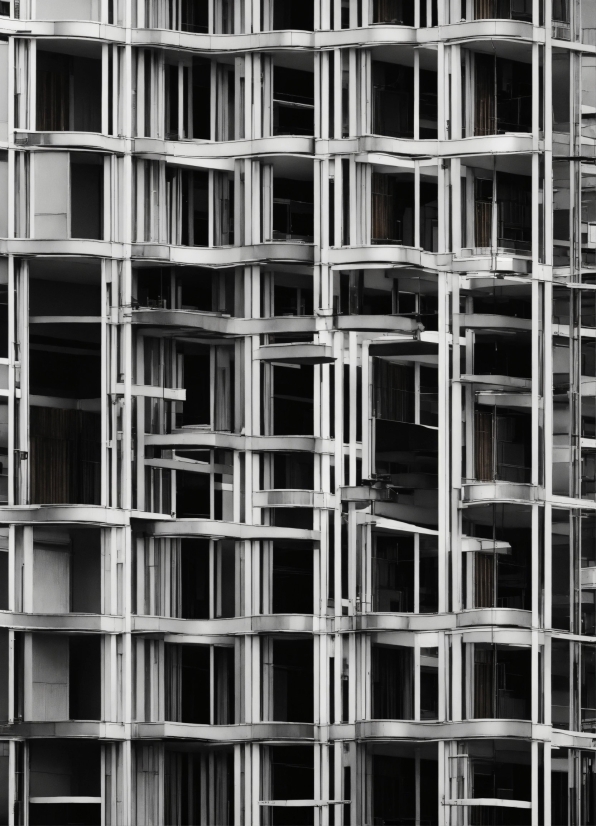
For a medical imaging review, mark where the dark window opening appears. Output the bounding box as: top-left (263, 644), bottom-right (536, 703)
top-left (271, 639), bottom-right (313, 722)
top-left (474, 407), bottom-right (532, 484)
top-left (272, 545), bottom-right (313, 614)
top-left (472, 644), bottom-right (531, 720)
top-left (372, 62), bottom-right (413, 138)
top-left (273, 67), bottom-right (314, 137)
top-left (176, 470), bottom-right (210, 518)
top-left (71, 155), bottom-right (103, 240)
top-left (69, 635), bottom-right (101, 720)
top-left (272, 0), bottom-right (314, 29)
top-left (273, 177), bottom-right (314, 243)
top-left (372, 0), bottom-right (414, 24)
top-left (37, 51), bottom-right (102, 133)
top-left (272, 364), bottom-right (314, 436)
top-left (372, 644), bottom-right (413, 719)
top-left (372, 534), bottom-right (414, 612)
top-left (165, 643), bottom-right (210, 724)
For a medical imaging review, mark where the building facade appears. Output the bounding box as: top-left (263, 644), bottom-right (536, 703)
top-left (0, 0), bottom-right (592, 824)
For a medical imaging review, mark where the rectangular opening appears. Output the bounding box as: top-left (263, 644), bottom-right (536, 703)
top-left (271, 544), bottom-right (313, 614)
top-left (37, 47), bottom-right (102, 132)
top-left (270, 638), bottom-right (313, 722)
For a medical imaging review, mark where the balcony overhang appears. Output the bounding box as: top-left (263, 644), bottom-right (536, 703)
top-left (462, 482), bottom-right (537, 504)
top-left (145, 518), bottom-right (319, 542)
top-left (134, 721), bottom-right (315, 742)
top-left (256, 342), bottom-right (335, 365)
top-left (132, 241), bottom-right (315, 267)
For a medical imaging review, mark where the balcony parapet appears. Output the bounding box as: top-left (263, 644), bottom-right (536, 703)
top-left (132, 241), bottom-right (315, 266)
top-left (146, 518), bottom-right (319, 542)
top-left (0, 612), bottom-right (124, 633)
top-left (0, 721), bottom-right (126, 739)
top-left (145, 431), bottom-right (334, 453)
top-left (462, 482), bottom-right (536, 504)
top-left (15, 130), bottom-right (126, 153)
top-left (334, 719), bottom-right (551, 741)
top-left (126, 308), bottom-right (420, 338)
top-left (253, 489), bottom-right (335, 509)
top-left (0, 505), bottom-right (128, 526)
top-left (134, 721), bottom-right (315, 741)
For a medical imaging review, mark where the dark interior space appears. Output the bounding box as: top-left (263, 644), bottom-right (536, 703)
top-left (29, 739), bottom-right (101, 797)
top-left (419, 67), bottom-right (438, 138)
top-left (372, 534), bottom-right (414, 612)
top-left (475, 173), bottom-right (532, 252)
top-left (474, 332), bottom-right (532, 379)
top-left (475, 54), bottom-right (532, 136)
top-left (272, 0), bottom-right (314, 30)
top-left (473, 644), bottom-right (531, 719)
top-left (372, 644), bottom-right (413, 719)
top-left (372, 172), bottom-right (437, 250)
top-left (191, 59), bottom-right (211, 137)
top-left (272, 364), bottom-right (314, 436)
top-left (30, 277), bottom-right (101, 317)
top-left (214, 540), bottom-right (235, 617)
top-left (180, 344), bottom-right (210, 426)
top-left (420, 647), bottom-right (439, 719)
top-left (372, 0), bottom-right (415, 24)
top-left (0, 550), bottom-right (7, 611)
top-left (29, 331), bottom-right (101, 399)
top-left (181, 0), bottom-right (208, 31)
top-left (29, 407), bottom-right (101, 505)
top-left (271, 745), bottom-right (314, 800)
top-left (374, 415), bottom-right (439, 527)
top-left (468, 741), bottom-right (531, 824)
top-left (371, 746), bottom-right (438, 826)
top-left (340, 270), bottom-right (393, 316)
top-left (176, 470), bottom-right (210, 518)
top-left (273, 273), bottom-right (314, 317)
top-left (165, 168), bottom-right (208, 246)
top-left (37, 49), bottom-right (102, 132)
top-left (165, 643), bottom-right (210, 724)
top-left (165, 57), bottom-right (211, 139)
top-left (273, 453), bottom-right (314, 489)
top-left (419, 538), bottom-right (439, 612)
top-left (29, 803), bottom-right (101, 826)
top-left (270, 507), bottom-right (314, 530)
top-left (0, 284), bottom-right (7, 360)
top-left (176, 267), bottom-right (235, 314)
top-left (273, 178), bottom-right (314, 242)
top-left (181, 539), bottom-right (210, 618)
top-left (472, 286), bottom-right (532, 319)
top-left (69, 635), bottom-right (101, 720)
top-left (474, 0), bottom-right (532, 20)
top-left (273, 67), bottom-right (314, 136)
top-left (552, 637), bottom-right (570, 730)
top-left (271, 545), bottom-right (313, 613)
top-left (214, 646), bottom-right (235, 724)
top-left (71, 155), bottom-right (103, 240)
top-left (271, 638), bottom-right (313, 722)
top-left (466, 515), bottom-right (531, 611)
top-left (71, 528), bottom-right (102, 613)
top-left (372, 62), bottom-right (413, 138)
top-left (474, 407), bottom-right (532, 483)
top-left (0, 630), bottom-right (7, 721)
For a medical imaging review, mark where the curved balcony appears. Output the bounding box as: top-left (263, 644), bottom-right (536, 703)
top-left (147, 517), bottom-right (319, 543)
top-left (134, 134), bottom-right (314, 161)
top-left (0, 611), bottom-right (123, 633)
top-left (15, 130), bottom-right (125, 153)
top-left (131, 241), bottom-right (315, 267)
top-left (134, 720), bottom-right (315, 741)
top-left (132, 613), bottom-right (317, 636)
top-left (0, 505), bottom-right (128, 526)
